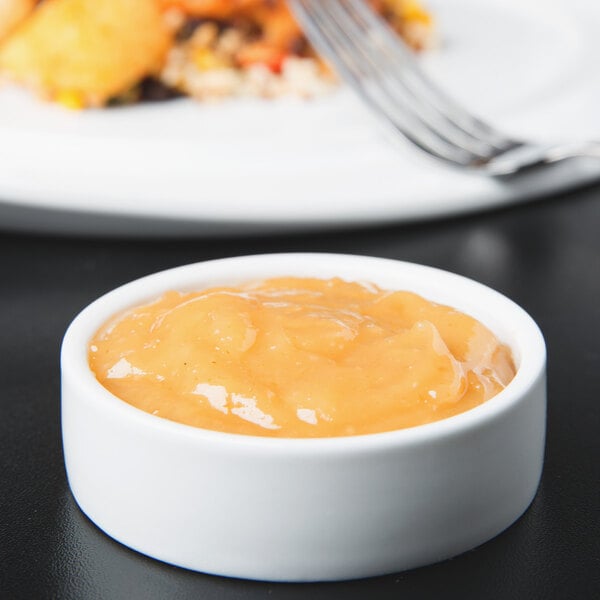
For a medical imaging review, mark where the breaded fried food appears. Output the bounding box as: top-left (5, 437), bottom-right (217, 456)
top-left (0, 0), bottom-right (171, 106)
top-left (0, 0), bottom-right (36, 42)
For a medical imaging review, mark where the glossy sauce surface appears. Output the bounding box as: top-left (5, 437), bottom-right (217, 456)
top-left (89, 277), bottom-right (516, 437)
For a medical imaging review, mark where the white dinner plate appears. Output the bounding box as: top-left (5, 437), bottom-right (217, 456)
top-left (0, 0), bottom-right (599, 236)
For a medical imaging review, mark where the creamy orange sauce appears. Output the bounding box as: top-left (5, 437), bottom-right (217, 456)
top-left (89, 277), bottom-right (516, 438)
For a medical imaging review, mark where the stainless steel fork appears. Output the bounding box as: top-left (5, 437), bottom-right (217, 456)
top-left (288, 0), bottom-right (600, 176)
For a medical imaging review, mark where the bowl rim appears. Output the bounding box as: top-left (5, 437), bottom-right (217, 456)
top-left (61, 252), bottom-right (546, 453)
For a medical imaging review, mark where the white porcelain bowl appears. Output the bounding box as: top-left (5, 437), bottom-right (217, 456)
top-left (61, 253), bottom-right (546, 582)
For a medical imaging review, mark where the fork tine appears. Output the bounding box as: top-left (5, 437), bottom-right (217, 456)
top-left (345, 0), bottom-right (514, 151)
top-left (324, 0), bottom-right (499, 158)
top-left (293, 0), bottom-right (482, 165)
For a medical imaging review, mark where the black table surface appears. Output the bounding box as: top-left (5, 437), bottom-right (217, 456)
top-left (1, 187), bottom-right (599, 600)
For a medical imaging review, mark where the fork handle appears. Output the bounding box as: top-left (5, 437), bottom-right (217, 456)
top-left (548, 141), bottom-right (600, 161)
top-left (489, 141), bottom-right (600, 176)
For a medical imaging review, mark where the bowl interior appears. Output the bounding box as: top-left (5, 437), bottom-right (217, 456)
top-left (62, 253), bottom-right (546, 446)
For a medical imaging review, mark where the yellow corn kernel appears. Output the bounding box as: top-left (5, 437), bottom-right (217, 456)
top-left (192, 48), bottom-right (229, 71)
top-left (55, 89), bottom-right (86, 110)
top-left (402, 0), bottom-right (432, 24)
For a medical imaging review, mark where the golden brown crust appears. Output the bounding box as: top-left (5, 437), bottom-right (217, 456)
top-left (0, 0), bottom-right (171, 106)
top-left (0, 0), bottom-right (36, 42)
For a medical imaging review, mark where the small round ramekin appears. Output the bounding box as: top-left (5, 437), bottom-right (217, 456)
top-left (61, 254), bottom-right (546, 582)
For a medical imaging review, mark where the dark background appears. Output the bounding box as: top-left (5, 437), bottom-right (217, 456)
top-left (1, 186), bottom-right (599, 599)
